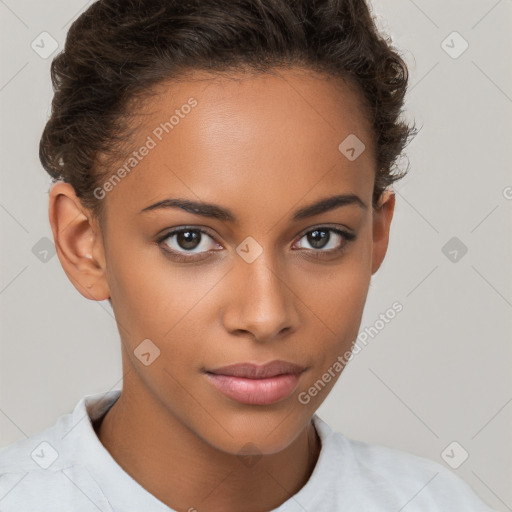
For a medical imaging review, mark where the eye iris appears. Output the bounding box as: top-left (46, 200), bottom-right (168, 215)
top-left (308, 229), bottom-right (329, 249)
top-left (177, 230), bottom-right (201, 250)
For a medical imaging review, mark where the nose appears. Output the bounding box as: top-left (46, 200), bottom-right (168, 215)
top-left (221, 254), bottom-right (299, 342)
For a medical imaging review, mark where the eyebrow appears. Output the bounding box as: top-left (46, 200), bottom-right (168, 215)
top-left (140, 193), bottom-right (367, 222)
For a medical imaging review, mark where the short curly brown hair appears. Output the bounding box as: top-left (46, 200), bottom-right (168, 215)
top-left (40, 0), bottom-right (416, 222)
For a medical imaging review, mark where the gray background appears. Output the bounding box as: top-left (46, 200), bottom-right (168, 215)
top-left (1, 0), bottom-right (511, 510)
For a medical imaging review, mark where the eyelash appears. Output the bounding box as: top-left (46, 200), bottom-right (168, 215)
top-left (156, 225), bottom-right (356, 262)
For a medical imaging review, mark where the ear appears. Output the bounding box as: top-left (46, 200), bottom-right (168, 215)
top-left (48, 182), bottom-right (110, 301)
top-left (371, 188), bottom-right (395, 275)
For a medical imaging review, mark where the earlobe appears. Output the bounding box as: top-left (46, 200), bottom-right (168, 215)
top-left (371, 188), bottom-right (395, 275)
top-left (48, 182), bottom-right (110, 301)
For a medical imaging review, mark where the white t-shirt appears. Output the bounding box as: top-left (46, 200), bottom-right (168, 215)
top-left (0, 389), bottom-right (496, 511)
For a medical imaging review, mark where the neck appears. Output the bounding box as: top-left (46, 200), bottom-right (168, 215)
top-left (93, 380), bottom-right (321, 511)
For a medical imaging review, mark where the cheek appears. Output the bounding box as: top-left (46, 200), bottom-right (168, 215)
top-left (298, 249), bottom-right (372, 363)
top-left (106, 244), bottom-right (225, 360)
top-left (105, 236), bottom-right (190, 325)
top-left (294, 256), bottom-right (372, 406)
top-left (306, 248), bottom-right (372, 321)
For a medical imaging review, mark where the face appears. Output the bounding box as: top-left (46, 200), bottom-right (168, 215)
top-left (50, 68), bottom-right (394, 455)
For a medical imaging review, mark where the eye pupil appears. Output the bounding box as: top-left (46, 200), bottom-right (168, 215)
top-left (308, 229), bottom-right (329, 249)
top-left (177, 230), bottom-right (201, 250)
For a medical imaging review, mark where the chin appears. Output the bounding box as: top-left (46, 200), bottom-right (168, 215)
top-left (194, 411), bottom-right (305, 457)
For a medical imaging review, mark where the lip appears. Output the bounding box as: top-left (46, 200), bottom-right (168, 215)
top-left (204, 360), bottom-right (306, 405)
top-left (206, 360), bottom-right (306, 378)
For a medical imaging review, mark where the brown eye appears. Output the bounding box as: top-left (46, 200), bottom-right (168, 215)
top-left (305, 228), bottom-right (331, 249)
top-left (157, 227), bottom-right (221, 261)
top-left (173, 230), bottom-right (202, 251)
top-left (293, 226), bottom-right (356, 259)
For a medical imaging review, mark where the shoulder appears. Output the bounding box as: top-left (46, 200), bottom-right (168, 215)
top-left (0, 424), bottom-right (67, 475)
top-left (312, 415), bottom-right (496, 511)
top-left (0, 391), bottom-right (119, 511)
top-left (0, 423), bottom-right (86, 510)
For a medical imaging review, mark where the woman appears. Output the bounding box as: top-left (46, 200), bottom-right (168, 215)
top-left (0, 0), bottom-right (497, 510)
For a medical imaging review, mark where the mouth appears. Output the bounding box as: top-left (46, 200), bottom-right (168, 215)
top-left (204, 360), bottom-right (307, 405)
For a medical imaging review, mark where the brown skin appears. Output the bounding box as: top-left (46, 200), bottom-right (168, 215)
top-left (48, 68), bottom-right (395, 512)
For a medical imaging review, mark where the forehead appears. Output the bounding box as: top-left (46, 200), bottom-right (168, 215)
top-left (102, 68), bottom-right (376, 221)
